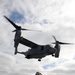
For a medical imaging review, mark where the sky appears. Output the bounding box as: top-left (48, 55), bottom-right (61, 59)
top-left (0, 0), bottom-right (75, 75)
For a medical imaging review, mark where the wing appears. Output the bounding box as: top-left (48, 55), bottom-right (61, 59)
top-left (20, 37), bottom-right (39, 48)
top-left (4, 16), bottom-right (19, 29)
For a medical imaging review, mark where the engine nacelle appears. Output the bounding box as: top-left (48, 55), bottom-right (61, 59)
top-left (55, 49), bottom-right (60, 58)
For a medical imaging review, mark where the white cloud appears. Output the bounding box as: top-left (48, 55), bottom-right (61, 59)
top-left (0, 0), bottom-right (75, 75)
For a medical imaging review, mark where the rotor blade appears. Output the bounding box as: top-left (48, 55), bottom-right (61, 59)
top-left (59, 42), bottom-right (73, 45)
top-left (12, 29), bottom-right (28, 32)
top-left (52, 42), bottom-right (73, 45)
top-left (4, 16), bottom-right (19, 29)
top-left (12, 30), bottom-right (16, 32)
top-left (51, 42), bottom-right (56, 44)
top-left (52, 35), bottom-right (73, 45)
top-left (21, 28), bottom-right (28, 30)
top-left (21, 28), bottom-right (33, 30)
top-left (53, 36), bottom-right (57, 42)
top-left (21, 28), bottom-right (42, 32)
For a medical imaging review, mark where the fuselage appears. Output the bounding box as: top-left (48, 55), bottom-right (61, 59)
top-left (25, 45), bottom-right (56, 59)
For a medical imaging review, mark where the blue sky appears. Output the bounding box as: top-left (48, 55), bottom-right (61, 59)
top-left (0, 0), bottom-right (75, 75)
top-left (43, 63), bottom-right (56, 69)
top-left (9, 10), bottom-right (25, 24)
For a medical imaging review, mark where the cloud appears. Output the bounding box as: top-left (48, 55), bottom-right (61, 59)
top-left (50, 60), bottom-right (75, 75)
top-left (0, 52), bottom-right (15, 75)
top-left (43, 62), bottom-right (56, 69)
top-left (0, 0), bottom-right (75, 75)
